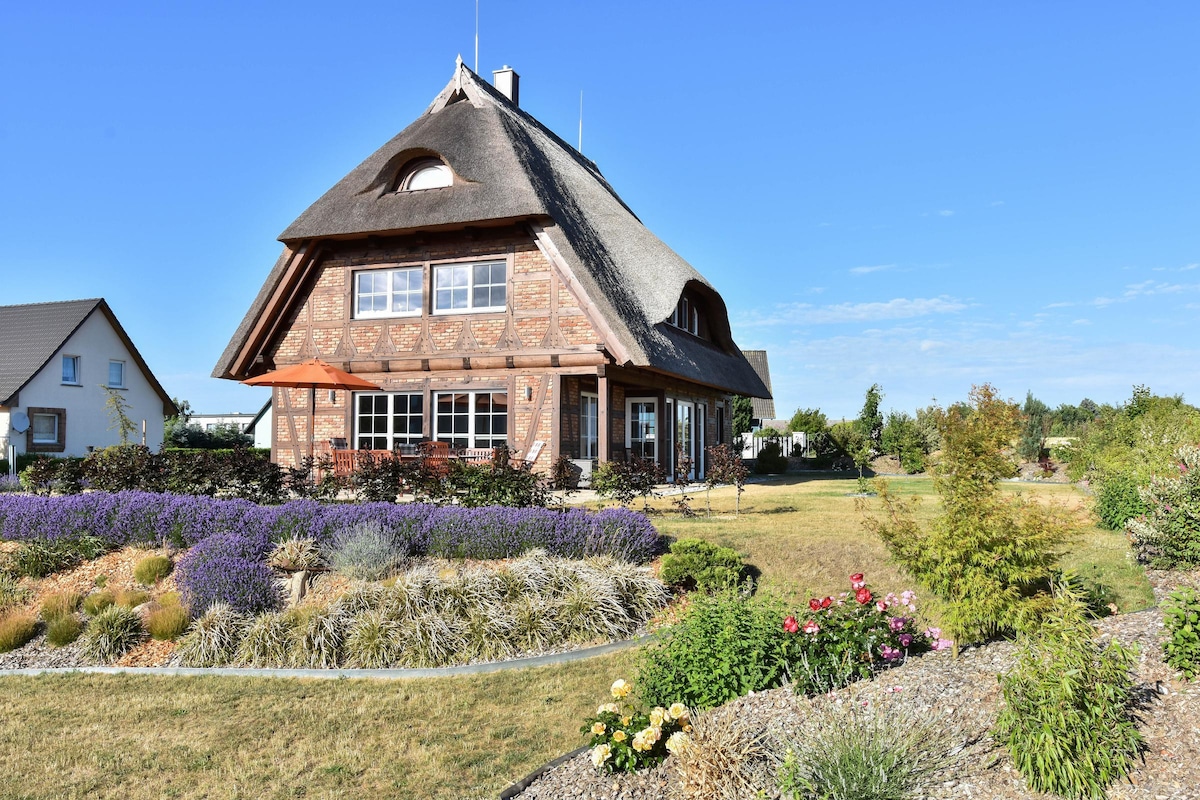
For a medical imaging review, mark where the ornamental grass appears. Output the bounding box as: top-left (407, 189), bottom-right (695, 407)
top-left (0, 610), bottom-right (38, 653)
top-left (80, 606), bottom-right (144, 662)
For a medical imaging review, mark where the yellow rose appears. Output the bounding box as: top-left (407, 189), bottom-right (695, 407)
top-left (668, 703), bottom-right (688, 721)
top-left (665, 731), bottom-right (689, 754)
top-left (649, 707), bottom-right (665, 727)
top-left (610, 679), bottom-right (631, 699)
top-left (612, 730), bottom-right (627, 742)
top-left (590, 743), bottom-right (612, 768)
top-left (591, 722), bottom-right (606, 735)
top-left (621, 716), bottom-right (631, 726)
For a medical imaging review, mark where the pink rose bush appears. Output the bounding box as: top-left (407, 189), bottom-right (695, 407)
top-left (780, 573), bottom-right (950, 695)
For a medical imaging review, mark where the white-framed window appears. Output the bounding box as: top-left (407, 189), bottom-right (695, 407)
top-left (32, 413), bottom-right (59, 444)
top-left (61, 355), bottom-right (80, 385)
top-left (669, 296), bottom-right (699, 335)
top-left (434, 391), bottom-right (507, 449)
top-left (580, 392), bottom-right (599, 459)
top-left (626, 397), bottom-right (657, 460)
top-left (354, 267), bottom-right (423, 318)
top-left (355, 392), bottom-right (424, 450)
top-left (108, 360), bottom-right (126, 388)
top-left (433, 261), bottom-right (506, 314)
top-left (397, 159), bottom-right (452, 191)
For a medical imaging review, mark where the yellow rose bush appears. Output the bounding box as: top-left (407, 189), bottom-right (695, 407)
top-left (581, 676), bottom-right (691, 773)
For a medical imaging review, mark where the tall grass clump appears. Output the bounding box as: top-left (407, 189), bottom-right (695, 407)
top-left (133, 554), bottom-right (173, 585)
top-left (82, 590), bottom-right (115, 616)
top-left (289, 605), bottom-right (347, 668)
top-left (669, 709), bottom-right (778, 800)
top-left (115, 589), bottom-right (150, 609)
top-left (994, 585), bottom-right (1143, 799)
top-left (778, 693), bottom-right (961, 800)
top-left (40, 591), bottom-right (81, 621)
top-left (0, 572), bottom-right (29, 612)
top-left (45, 614), bottom-right (83, 647)
top-left (0, 611), bottom-right (38, 652)
top-left (145, 604), bottom-right (190, 641)
top-left (80, 606), bottom-right (144, 662)
top-left (343, 610), bottom-right (404, 668)
top-left (235, 611), bottom-right (296, 667)
top-left (177, 603), bottom-right (246, 667)
top-left (325, 520), bottom-right (407, 581)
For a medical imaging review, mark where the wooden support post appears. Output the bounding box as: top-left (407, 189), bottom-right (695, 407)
top-left (598, 373), bottom-right (610, 462)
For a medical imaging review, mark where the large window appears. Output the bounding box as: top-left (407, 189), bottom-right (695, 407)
top-left (108, 360), bottom-right (125, 388)
top-left (434, 391), bottom-right (507, 449)
top-left (355, 267), bottom-right (423, 318)
top-left (27, 407), bottom-right (66, 453)
top-left (580, 392), bottom-right (598, 459)
top-left (355, 393), bottom-right (424, 450)
top-left (32, 413), bottom-right (58, 444)
top-left (62, 355), bottom-right (80, 385)
top-left (433, 261), bottom-right (506, 313)
top-left (626, 398), bottom-right (657, 459)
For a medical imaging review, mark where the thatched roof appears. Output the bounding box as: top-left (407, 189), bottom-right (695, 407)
top-left (0, 298), bottom-right (175, 414)
top-left (217, 61), bottom-right (769, 399)
top-left (740, 350), bottom-right (777, 419)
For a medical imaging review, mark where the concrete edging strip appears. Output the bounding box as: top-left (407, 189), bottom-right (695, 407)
top-left (498, 744), bottom-right (591, 800)
top-left (0, 634), bottom-right (653, 680)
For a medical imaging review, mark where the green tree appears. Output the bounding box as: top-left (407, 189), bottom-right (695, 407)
top-left (731, 395), bottom-right (754, 436)
top-left (881, 411), bottom-right (928, 473)
top-left (856, 384), bottom-right (884, 454)
top-left (864, 385), bottom-right (1075, 651)
top-left (1018, 391), bottom-right (1051, 462)
top-left (787, 407), bottom-right (828, 434)
top-left (830, 420), bottom-right (871, 478)
top-left (102, 386), bottom-right (138, 445)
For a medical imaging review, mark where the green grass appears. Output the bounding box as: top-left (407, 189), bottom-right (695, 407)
top-left (0, 473), bottom-right (1153, 799)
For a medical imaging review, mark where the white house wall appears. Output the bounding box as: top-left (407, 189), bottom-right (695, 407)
top-left (7, 310), bottom-right (166, 457)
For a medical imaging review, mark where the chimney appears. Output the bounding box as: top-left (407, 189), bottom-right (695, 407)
top-left (492, 65), bottom-right (520, 106)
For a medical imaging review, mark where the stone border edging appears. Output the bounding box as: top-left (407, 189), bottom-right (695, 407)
top-left (498, 745), bottom-right (591, 800)
top-left (0, 634), bottom-right (653, 680)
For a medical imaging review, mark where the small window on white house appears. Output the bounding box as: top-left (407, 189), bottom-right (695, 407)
top-left (354, 267), bottom-right (423, 318)
top-left (433, 261), bottom-right (506, 313)
top-left (108, 360), bottom-right (126, 388)
top-left (32, 413), bottom-right (59, 444)
top-left (62, 355), bottom-right (80, 385)
top-left (397, 159), bottom-right (452, 191)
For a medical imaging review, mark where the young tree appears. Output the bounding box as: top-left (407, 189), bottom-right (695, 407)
top-left (1018, 391), bottom-right (1051, 462)
top-left (731, 395), bottom-right (754, 436)
top-left (102, 386), bottom-right (138, 446)
top-left (864, 384), bottom-right (1075, 651)
top-left (706, 443), bottom-right (750, 515)
top-left (856, 384), bottom-right (884, 454)
top-left (787, 407), bottom-right (828, 434)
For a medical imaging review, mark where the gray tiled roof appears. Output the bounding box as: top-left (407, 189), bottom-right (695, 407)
top-left (216, 62), bottom-right (770, 399)
top-left (0, 299), bottom-right (100, 404)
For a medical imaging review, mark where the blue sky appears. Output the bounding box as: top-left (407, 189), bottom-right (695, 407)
top-left (2, 2), bottom-right (1197, 421)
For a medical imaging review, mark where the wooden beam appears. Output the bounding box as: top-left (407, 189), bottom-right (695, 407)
top-left (598, 373), bottom-right (610, 462)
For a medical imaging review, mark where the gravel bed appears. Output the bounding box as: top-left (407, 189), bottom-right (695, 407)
top-left (514, 571), bottom-right (1200, 800)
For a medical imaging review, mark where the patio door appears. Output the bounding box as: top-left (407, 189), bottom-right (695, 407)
top-left (675, 401), bottom-right (696, 481)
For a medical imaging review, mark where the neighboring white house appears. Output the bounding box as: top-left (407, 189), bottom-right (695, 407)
top-left (188, 412), bottom-right (258, 433)
top-left (243, 400), bottom-right (272, 450)
top-left (0, 299), bottom-right (175, 461)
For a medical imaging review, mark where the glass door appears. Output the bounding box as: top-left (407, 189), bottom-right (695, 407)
top-left (675, 401), bottom-right (695, 481)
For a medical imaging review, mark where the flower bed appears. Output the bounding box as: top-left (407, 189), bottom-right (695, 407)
top-left (0, 492), bottom-right (661, 562)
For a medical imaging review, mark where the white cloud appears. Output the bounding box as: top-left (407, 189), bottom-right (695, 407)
top-left (848, 264), bottom-right (894, 275)
top-left (990, 200), bottom-right (1005, 207)
top-left (1182, 263), bottom-right (1199, 272)
top-left (1044, 301), bottom-right (1075, 309)
top-left (939, 209), bottom-right (955, 217)
top-left (1072, 319), bottom-right (1091, 326)
top-left (736, 296), bottom-right (969, 328)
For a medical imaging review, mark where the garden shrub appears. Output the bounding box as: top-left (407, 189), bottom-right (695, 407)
top-left (780, 575), bottom-right (944, 697)
top-left (82, 591), bottom-right (115, 616)
top-left (325, 521), bottom-right (408, 581)
top-left (45, 614), bottom-right (83, 647)
top-left (638, 591), bottom-right (788, 710)
top-left (176, 530), bottom-right (282, 616)
top-left (668, 707), bottom-right (776, 800)
top-left (658, 538), bottom-right (746, 592)
top-left (177, 603), bottom-right (247, 667)
top-left (1163, 586), bottom-right (1200, 680)
top-left (581, 678), bottom-right (691, 774)
top-left (8, 537), bottom-right (102, 578)
top-left (0, 611), bottom-right (37, 652)
top-left (40, 591), bottom-right (81, 621)
top-left (446, 459), bottom-right (550, 508)
top-left (0, 572), bottom-right (29, 612)
top-left (994, 586), bottom-right (1143, 799)
top-left (753, 440), bottom-right (788, 474)
top-left (289, 604), bottom-right (347, 668)
top-left (343, 610), bottom-right (404, 668)
top-left (1126, 445), bottom-right (1200, 568)
top-left (145, 604), bottom-right (190, 641)
top-left (80, 606), bottom-right (145, 662)
top-left (115, 589), bottom-right (150, 609)
top-left (865, 385), bottom-right (1074, 648)
top-left (1094, 472), bottom-right (1148, 531)
top-left (133, 554), bottom-right (173, 585)
top-left (778, 692), bottom-right (960, 800)
top-left (591, 457), bottom-right (663, 510)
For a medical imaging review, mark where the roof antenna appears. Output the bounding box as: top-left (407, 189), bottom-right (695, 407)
top-left (474, 0), bottom-right (479, 73)
top-left (578, 90), bottom-right (584, 153)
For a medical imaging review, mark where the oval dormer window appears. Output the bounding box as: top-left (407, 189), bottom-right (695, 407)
top-left (398, 159), bottom-right (452, 191)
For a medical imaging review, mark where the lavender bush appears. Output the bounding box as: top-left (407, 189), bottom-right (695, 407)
top-left (176, 530), bottom-right (283, 615)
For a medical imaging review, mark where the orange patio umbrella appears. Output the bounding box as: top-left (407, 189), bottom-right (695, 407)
top-left (241, 358), bottom-right (380, 460)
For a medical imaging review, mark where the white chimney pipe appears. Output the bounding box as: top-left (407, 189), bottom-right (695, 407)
top-left (493, 65), bottom-right (519, 106)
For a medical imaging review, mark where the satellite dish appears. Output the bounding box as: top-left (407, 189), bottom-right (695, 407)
top-left (10, 412), bottom-right (30, 433)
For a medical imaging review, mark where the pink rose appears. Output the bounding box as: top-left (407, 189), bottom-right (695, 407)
top-left (783, 615), bottom-right (799, 634)
top-left (855, 587), bottom-right (872, 605)
top-left (802, 620), bottom-right (820, 635)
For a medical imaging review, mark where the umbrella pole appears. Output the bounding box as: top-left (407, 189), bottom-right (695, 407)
top-left (310, 385), bottom-right (316, 464)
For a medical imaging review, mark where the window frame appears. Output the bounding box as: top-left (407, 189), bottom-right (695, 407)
top-left (107, 359), bottom-right (126, 389)
top-left (353, 266), bottom-right (424, 320)
top-left (580, 392), bottom-right (599, 460)
top-left (433, 390), bottom-right (508, 449)
top-left (26, 407), bottom-right (66, 453)
top-left (396, 158), bottom-right (452, 192)
top-left (625, 397), bottom-right (658, 460)
top-left (61, 355), bottom-right (81, 386)
top-left (353, 392), bottom-right (425, 450)
top-left (431, 260), bottom-right (507, 315)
